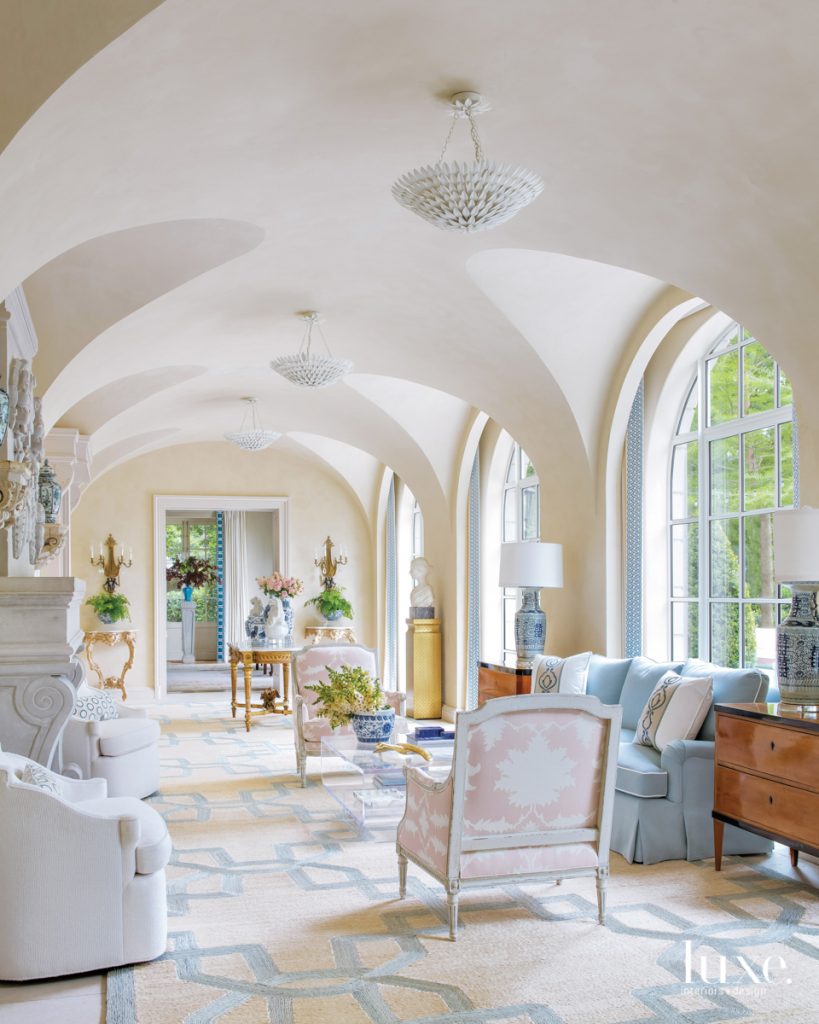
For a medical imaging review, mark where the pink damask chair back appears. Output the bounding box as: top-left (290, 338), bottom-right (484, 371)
top-left (291, 644), bottom-right (404, 786)
top-left (396, 693), bottom-right (622, 940)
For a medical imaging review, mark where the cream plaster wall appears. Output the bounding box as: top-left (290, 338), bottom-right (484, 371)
top-left (71, 442), bottom-right (375, 695)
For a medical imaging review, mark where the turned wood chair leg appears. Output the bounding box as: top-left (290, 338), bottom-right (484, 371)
top-left (398, 850), bottom-right (408, 898)
top-left (447, 888), bottom-right (460, 941)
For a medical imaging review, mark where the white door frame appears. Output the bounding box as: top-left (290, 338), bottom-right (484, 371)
top-left (153, 494), bottom-right (289, 700)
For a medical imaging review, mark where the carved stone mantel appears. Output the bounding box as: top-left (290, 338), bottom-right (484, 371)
top-left (0, 577), bottom-right (86, 767)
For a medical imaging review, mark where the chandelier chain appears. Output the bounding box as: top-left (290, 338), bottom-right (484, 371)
top-left (438, 109), bottom-right (485, 164)
top-left (466, 110), bottom-right (484, 162)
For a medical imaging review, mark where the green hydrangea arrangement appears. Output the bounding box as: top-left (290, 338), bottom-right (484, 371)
top-left (306, 665), bottom-right (386, 729)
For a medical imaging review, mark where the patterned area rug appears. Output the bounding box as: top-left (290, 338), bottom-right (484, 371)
top-left (109, 702), bottom-right (819, 1023)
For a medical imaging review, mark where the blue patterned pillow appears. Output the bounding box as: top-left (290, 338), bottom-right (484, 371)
top-left (74, 691), bottom-right (119, 721)
top-left (22, 762), bottom-right (63, 795)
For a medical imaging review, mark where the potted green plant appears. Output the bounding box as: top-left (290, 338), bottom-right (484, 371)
top-left (307, 665), bottom-right (394, 743)
top-left (86, 591), bottom-right (131, 626)
top-left (166, 556), bottom-right (221, 601)
top-left (305, 585), bottom-right (353, 622)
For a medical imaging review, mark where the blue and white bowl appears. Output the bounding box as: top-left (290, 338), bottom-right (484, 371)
top-left (351, 708), bottom-right (395, 744)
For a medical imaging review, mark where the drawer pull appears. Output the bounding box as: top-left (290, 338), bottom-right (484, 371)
top-left (769, 795), bottom-right (774, 805)
top-left (771, 740), bottom-right (776, 751)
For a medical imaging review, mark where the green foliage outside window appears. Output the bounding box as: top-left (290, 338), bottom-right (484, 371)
top-left (166, 520), bottom-right (219, 623)
top-left (672, 328), bottom-right (793, 668)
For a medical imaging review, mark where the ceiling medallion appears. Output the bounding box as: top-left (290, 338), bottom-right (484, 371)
top-left (392, 92), bottom-right (543, 233)
top-left (270, 312), bottom-right (353, 389)
top-left (224, 397), bottom-right (280, 452)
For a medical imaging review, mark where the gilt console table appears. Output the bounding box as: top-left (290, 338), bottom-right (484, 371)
top-left (304, 625), bottom-right (356, 646)
top-left (228, 641), bottom-right (299, 732)
top-left (83, 629), bottom-right (137, 701)
top-left (713, 702), bottom-right (819, 870)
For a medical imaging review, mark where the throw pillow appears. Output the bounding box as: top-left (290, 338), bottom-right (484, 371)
top-left (21, 762), bottom-right (63, 796)
top-left (74, 691), bottom-right (120, 721)
top-left (633, 672), bottom-right (713, 752)
top-left (531, 651), bottom-right (593, 695)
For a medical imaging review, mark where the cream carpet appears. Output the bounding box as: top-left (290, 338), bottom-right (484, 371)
top-left (108, 701), bottom-right (819, 1023)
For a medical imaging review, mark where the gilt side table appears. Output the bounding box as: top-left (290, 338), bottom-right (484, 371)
top-left (83, 629), bottom-right (137, 701)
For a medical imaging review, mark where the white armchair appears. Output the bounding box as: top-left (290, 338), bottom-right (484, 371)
top-left (397, 694), bottom-right (622, 939)
top-left (62, 683), bottom-right (161, 798)
top-left (292, 645), bottom-right (405, 786)
top-left (0, 750), bottom-right (171, 980)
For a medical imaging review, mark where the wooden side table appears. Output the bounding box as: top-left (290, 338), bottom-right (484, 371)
top-left (83, 629), bottom-right (137, 701)
top-left (478, 658), bottom-right (532, 704)
top-left (304, 625), bottom-right (356, 646)
top-left (713, 702), bottom-right (819, 870)
top-left (228, 642), bottom-right (298, 732)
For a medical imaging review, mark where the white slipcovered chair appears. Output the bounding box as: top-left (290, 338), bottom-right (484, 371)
top-left (292, 644), bottom-right (405, 786)
top-left (0, 750), bottom-right (170, 980)
top-left (396, 693), bottom-right (622, 940)
top-left (62, 682), bottom-right (161, 799)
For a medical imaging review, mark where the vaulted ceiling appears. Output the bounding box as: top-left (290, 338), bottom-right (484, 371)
top-left (3, 0), bottom-right (818, 509)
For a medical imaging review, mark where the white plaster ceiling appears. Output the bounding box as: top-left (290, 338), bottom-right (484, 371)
top-left (3, 0), bottom-right (818, 509)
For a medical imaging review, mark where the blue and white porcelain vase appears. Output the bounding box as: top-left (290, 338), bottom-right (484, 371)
top-left (514, 587), bottom-right (546, 666)
top-left (351, 708), bottom-right (395, 744)
top-left (0, 388), bottom-right (9, 447)
top-left (776, 584), bottom-right (819, 708)
top-left (281, 596), bottom-right (294, 642)
top-left (38, 459), bottom-right (62, 524)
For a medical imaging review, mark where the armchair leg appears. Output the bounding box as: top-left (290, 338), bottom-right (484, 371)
top-left (297, 752), bottom-right (307, 788)
top-left (398, 849), bottom-right (408, 898)
top-left (447, 885), bottom-right (460, 941)
top-left (596, 865), bottom-right (609, 925)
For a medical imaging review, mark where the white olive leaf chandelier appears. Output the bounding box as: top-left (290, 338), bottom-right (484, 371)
top-left (270, 311), bottom-right (353, 389)
top-left (392, 92), bottom-right (544, 233)
top-left (224, 397), bottom-right (280, 452)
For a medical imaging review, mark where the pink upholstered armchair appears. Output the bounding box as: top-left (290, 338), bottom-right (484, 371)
top-left (396, 693), bottom-right (622, 940)
top-left (291, 644), bottom-right (405, 786)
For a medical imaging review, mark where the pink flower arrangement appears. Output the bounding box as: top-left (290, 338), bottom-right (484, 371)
top-left (257, 572), bottom-right (304, 599)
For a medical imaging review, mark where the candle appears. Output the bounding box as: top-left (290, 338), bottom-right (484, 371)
top-left (129, 547), bottom-right (133, 562)
top-left (89, 546), bottom-right (94, 559)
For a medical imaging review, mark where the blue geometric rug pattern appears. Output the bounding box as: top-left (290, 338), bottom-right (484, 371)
top-left (108, 702), bottom-right (819, 1024)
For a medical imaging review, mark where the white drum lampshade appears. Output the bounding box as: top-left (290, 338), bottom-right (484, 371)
top-left (499, 542), bottom-right (564, 589)
top-left (499, 542), bottom-right (563, 666)
top-left (773, 507), bottom-right (819, 582)
top-left (773, 507), bottom-right (819, 708)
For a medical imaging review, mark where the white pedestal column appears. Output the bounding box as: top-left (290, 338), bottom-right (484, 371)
top-left (181, 599), bottom-right (196, 664)
top-left (0, 577), bottom-right (85, 767)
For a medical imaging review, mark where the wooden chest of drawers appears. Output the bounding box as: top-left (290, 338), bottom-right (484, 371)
top-left (477, 659), bottom-right (531, 704)
top-left (713, 703), bottom-right (819, 870)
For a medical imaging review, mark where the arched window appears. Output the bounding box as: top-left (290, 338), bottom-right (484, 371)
top-left (501, 443), bottom-right (540, 655)
top-left (410, 498), bottom-right (424, 559)
top-left (669, 325), bottom-right (794, 669)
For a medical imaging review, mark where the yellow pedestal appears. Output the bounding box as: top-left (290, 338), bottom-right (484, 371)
top-left (405, 618), bottom-right (442, 719)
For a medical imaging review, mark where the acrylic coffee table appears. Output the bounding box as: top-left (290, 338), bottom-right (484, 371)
top-left (321, 731), bottom-right (454, 835)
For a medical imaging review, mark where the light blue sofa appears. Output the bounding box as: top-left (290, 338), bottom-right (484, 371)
top-left (586, 655), bottom-right (775, 864)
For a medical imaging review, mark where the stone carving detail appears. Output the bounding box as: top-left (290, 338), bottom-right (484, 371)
top-left (1, 675), bottom-right (76, 768)
top-left (5, 358), bottom-right (46, 561)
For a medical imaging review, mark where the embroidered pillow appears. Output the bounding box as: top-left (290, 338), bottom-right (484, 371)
top-left (21, 762), bottom-right (63, 795)
top-left (633, 672), bottom-right (712, 752)
top-left (74, 691), bottom-right (119, 722)
top-left (531, 651), bottom-right (593, 696)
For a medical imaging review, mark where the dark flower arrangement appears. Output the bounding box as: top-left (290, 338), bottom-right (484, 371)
top-left (166, 556), bottom-right (221, 589)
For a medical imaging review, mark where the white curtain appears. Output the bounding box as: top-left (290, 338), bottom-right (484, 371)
top-left (223, 510), bottom-right (249, 659)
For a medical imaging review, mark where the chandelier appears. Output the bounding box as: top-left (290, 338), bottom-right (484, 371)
top-left (270, 312), bottom-right (353, 389)
top-left (224, 398), bottom-right (280, 452)
top-left (392, 92), bottom-right (543, 233)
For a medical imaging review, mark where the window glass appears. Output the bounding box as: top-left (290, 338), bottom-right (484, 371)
top-left (671, 441), bottom-right (699, 520)
top-left (669, 325), bottom-right (793, 669)
top-left (521, 486), bottom-right (539, 541)
top-left (502, 442), bottom-right (540, 654)
top-left (708, 349), bottom-right (738, 425)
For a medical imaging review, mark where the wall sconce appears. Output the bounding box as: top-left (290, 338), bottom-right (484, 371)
top-left (90, 533), bottom-right (133, 592)
top-left (314, 536), bottom-right (348, 589)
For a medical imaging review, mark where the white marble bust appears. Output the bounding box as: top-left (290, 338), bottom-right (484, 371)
top-left (249, 596), bottom-right (263, 618)
top-left (410, 556), bottom-right (435, 608)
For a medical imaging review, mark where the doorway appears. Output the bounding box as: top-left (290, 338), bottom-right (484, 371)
top-left (153, 495), bottom-right (288, 699)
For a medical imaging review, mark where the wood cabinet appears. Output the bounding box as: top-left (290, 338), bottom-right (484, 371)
top-left (713, 703), bottom-right (819, 870)
top-left (477, 659), bottom-right (531, 704)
